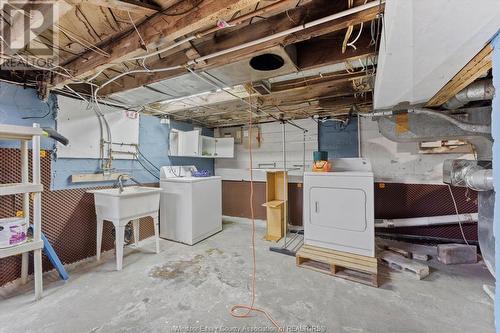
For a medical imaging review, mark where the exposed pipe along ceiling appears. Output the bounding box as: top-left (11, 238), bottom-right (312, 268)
top-left (0, 0), bottom-right (499, 331)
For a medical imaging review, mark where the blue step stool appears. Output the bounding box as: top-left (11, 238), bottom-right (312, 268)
top-left (29, 226), bottom-right (69, 281)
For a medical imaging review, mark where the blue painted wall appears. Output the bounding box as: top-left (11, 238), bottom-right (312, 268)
top-left (0, 83), bottom-right (57, 149)
top-left (0, 82), bottom-right (214, 190)
top-left (492, 31), bottom-right (500, 333)
top-left (318, 117), bottom-right (359, 158)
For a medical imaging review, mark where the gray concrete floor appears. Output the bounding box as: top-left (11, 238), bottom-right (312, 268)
top-left (0, 220), bottom-right (494, 333)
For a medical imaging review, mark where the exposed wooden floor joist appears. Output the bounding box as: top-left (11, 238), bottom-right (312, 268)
top-left (426, 43), bottom-right (493, 107)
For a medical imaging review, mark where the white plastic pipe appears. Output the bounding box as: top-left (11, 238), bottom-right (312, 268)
top-left (375, 213), bottom-right (478, 228)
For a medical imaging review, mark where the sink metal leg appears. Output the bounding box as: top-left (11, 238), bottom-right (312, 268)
top-left (96, 216), bottom-right (104, 261)
top-left (153, 215), bottom-right (160, 254)
top-left (115, 224), bottom-right (125, 271)
top-left (132, 219), bottom-right (140, 247)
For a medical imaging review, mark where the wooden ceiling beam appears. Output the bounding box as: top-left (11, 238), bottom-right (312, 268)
top-left (66, 0), bottom-right (161, 13)
top-left (426, 43), bottom-right (493, 107)
top-left (296, 29), bottom-right (376, 71)
top-left (53, 0), bottom-right (261, 86)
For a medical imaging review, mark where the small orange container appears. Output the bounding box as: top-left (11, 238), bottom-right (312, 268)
top-left (312, 160), bottom-right (332, 172)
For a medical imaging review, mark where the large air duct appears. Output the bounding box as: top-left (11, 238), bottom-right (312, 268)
top-left (443, 79), bottom-right (494, 110)
top-left (374, 106), bottom-right (492, 159)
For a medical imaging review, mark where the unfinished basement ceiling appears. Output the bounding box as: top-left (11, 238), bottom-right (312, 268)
top-left (108, 46), bottom-right (299, 107)
top-left (1, 0), bottom-right (383, 127)
top-left (374, 0), bottom-right (500, 109)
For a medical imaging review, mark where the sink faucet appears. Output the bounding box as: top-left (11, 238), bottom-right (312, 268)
top-left (116, 174), bottom-right (126, 194)
top-left (115, 174), bottom-right (143, 194)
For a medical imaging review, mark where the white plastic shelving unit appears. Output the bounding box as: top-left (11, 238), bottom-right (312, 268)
top-left (0, 123), bottom-right (44, 300)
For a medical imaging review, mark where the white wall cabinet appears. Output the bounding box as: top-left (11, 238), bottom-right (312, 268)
top-left (169, 129), bottom-right (234, 158)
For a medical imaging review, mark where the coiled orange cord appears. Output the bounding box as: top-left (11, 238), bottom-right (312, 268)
top-left (229, 94), bottom-right (282, 331)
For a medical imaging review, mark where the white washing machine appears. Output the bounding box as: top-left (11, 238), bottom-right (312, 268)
top-left (160, 166), bottom-right (222, 245)
top-left (303, 158), bottom-right (375, 257)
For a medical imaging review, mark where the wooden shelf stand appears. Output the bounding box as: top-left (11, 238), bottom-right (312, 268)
top-left (262, 171), bottom-right (288, 241)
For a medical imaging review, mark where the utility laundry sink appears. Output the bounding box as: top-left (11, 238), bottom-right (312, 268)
top-left (88, 187), bottom-right (161, 221)
top-left (87, 186), bottom-right (161, 271)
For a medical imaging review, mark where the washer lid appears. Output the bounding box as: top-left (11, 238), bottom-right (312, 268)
top-left (160, 176), bottom-right (221, 183)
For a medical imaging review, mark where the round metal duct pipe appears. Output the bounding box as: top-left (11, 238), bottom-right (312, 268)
top-left (443, 79), bottom-right (494, 109)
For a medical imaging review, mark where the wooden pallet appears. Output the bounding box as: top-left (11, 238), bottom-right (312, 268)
top-left (296, 245), bottom-right (378, 287)
top-left (379, 251), bottom-right (429, 280)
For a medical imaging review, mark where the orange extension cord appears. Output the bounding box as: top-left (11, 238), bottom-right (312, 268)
top-left (229, 95), bottom-right (282, 331)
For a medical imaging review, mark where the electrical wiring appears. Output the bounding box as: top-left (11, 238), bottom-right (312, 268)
top-left (12, 54), bottom-right (76, 81)
top-left (341, 0), bottom-right (354, 53)
top-left (22, 102), bottom-right (52, 119)
top-left (136, 148), bottom-right (160, 171)
top-left (347, 22), bottom-right (363, 50)
top-left (56, 24), bottom-right (110, 57)
top-left (447, 185), bottom-right (471, 246)
top-left (229, 91), bottom-right (282, 331)
top-left (0, 77), bottom-right (36, 87)
top-left (10, 54), bottom-right (99, 87)
top-left (127, 11), bottom-right (148, 52)
top-left (185, 68), bottom-right (306, 131)
top-left (346, 0), bottom-right (368, 50)
top-left (135, 155), bottom-right (160, 180)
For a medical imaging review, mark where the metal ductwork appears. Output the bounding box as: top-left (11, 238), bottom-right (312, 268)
top-left (443, 160), bottom-right (493, 191)
top-left (375, 106), bottom-right (492, 159)
top-left (443, 159), bottom-right (494, 277)
top-left (443, 79), bottom-right (494, 110)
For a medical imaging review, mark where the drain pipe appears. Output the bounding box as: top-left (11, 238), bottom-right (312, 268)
top-left (444, 79), bottom-right (494, 110)
top-left (375, 213), bottom-right (478, 228)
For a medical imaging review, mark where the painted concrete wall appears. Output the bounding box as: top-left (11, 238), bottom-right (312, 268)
top-left (318, 117), bottom-right (359, 158)
top-left (359, 116), bottom-right (473, 184)
top-left (0, 82), bottom-right (214, 190)
top-left (215, 115), bottom-right (471, 184)
top-left (215, 118), bottom-right (318, 181)
top-left (0, 83), bottom-right (56, 149)
top-left (491, 32), bottom-right (499, 333)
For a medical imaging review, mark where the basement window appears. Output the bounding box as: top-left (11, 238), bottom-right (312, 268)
top-left (249, 53), bottom-right (285, 71)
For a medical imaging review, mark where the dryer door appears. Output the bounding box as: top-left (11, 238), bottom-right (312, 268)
top-left (304, 174), bottom-right (374, 257)
top-left (310, 187), bottom-right (367, 232)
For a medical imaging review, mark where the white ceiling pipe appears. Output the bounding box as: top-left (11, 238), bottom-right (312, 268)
top-left (375, 213), bottom-right (478, 228)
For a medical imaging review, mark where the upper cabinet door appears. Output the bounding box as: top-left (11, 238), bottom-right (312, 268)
top-left (215, 137), bottom-right (235, 158)
top-left (179, 130), bottom-right (200, 157)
